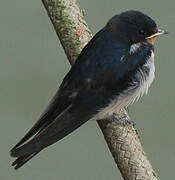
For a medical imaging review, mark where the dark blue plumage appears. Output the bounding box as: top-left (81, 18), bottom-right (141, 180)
top-left (10, 10), bottom-right (167, 169)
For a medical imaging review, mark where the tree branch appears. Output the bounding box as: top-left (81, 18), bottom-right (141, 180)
top-left (41, 0), bottom-right (160, 179)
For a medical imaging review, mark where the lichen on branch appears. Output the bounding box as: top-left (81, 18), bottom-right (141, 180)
top-left (42, 0), bottom-right (92, 65)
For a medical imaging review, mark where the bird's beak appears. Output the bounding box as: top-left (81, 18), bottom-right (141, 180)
top-left (146, 29), bottom-right (168, 39)
top-left (145, 29), bottom-right (168, 44)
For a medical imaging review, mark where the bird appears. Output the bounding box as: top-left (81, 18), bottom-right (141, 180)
top-left (10, 10), bottom-right (168, 169)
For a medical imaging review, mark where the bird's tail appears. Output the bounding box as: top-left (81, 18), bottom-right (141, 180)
top-left (10, 104), bottom-right (91, 169)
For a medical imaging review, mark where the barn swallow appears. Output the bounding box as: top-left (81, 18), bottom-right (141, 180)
top-left (10, 10), bottom-right (168, 169)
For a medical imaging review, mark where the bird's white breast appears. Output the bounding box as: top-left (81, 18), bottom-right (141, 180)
top-left (92, 44), bottom-right (155, 120)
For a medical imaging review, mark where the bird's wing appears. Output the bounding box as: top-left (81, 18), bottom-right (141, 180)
top-left (10, 28), bottom-right (123, 151)
top-left (10, 86), bottom-right (111, 169)
top-left (10, 28), bottom-right (116, 168)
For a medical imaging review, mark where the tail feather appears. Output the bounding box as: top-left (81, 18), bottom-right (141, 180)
top-left (10, 104), bottom-right (91, 168)
top-left (12, 151), bottom-right (40, 170)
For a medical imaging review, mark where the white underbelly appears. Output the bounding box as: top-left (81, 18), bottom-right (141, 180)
top-left (92, 51), bottom-right (155, 120)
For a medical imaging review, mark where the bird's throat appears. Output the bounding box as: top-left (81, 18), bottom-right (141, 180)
top-left (146, 37), bottom-right (157, 44)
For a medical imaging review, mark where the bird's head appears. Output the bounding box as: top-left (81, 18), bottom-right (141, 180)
top-left (106, 10), bottom-right (168, 45)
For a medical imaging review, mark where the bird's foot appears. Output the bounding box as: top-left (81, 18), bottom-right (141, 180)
top-left (116, 118), bottom-right (136, 126)
top-left (107, 114), bottom-right (136, 127)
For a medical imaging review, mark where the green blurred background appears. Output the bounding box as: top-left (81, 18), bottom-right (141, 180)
top-left (0, 0), bottom-right (174, 179)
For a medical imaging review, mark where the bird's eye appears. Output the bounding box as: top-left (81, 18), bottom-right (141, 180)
top-left (139, 29), bottom-right (146, 36)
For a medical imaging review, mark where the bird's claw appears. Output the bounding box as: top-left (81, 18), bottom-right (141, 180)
top-left (107, 115), bottom-right (136, 128)
top-left (116, 118), bottom-right (136, 127)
